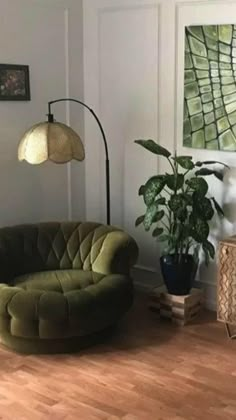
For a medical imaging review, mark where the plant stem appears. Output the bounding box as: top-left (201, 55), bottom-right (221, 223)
top-left (167, 158), bottom-right (176, 174)
top-left (184, 169), bottom-right (191, 177)
top-left (161, 220), bottom-right (170, 231)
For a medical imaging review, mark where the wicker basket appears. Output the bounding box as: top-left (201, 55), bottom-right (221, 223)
top-left (218, 236), bottom-right (236, 326)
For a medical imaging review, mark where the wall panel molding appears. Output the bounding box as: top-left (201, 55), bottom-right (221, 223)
top-left (64, 8), bottom-right (72, 220)
top-left (96, 2), bottom-right (161, 229)
top-left (84, 1), bottom-right (161, 228)
top-left (84, 0), bottom-right (162, 281)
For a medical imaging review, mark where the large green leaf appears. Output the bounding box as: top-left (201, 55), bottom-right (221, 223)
top-left (156, 197), bottom-right (166, 205)
top-left (193, 195), bottom-right (214, 220)
top-left (168, 194), bottom-right (189, 222)
top-left (155, 210), bottom-right (165, 222)
top-left (135, 140), bottom-right (171, 158)
top-left (186, 177), bottom-right (208, 196)
top-left (203, 240), bottom-right (215, 259)
top-left (158, 234), bottom-right (173, 242)
top-left (179, 192), bottom-right (193, 206)
top-left (144, 205), bottom-right (164, 231)
top-left (191, 218), bottom-right (209, 243)
top-left (138, 185), bottom-right (145, 196)
top-left (152, 227), bottom-right (164, 237)
top-left (213, 171), bottom-right (224, 182)
top-left (168, 194), bottom-right (185, 212)
top-left (144, 176), bottom-right (166, 205)
top-left (195, 160), bottom-right (229, 168)
top-left (195, 168), bottom-right (224, 181)
top-left (211, 197), bottom-right (224, 217)
top-left (135, 215), bottom-right (145, 227)
top-left (193, 245), bottom-right (200, 264)
top-left (166, 174), bottom-right (184, 191)
top-left (202, 246), bottom-right (210, 266)
top-left (173, 156), bottom-right (194, 170)
top-left (177, 208), bottom-right (188, 222)
top-left (153, 211), bottom-right (165, 223)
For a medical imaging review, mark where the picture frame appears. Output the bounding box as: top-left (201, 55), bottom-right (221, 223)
top-left (183, 25), bottom-right (236, 151)
top-left (0, 64), bottom-right (30, 101)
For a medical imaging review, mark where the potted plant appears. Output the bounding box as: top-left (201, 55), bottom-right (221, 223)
top-left (135, 139), bottom-right (228, 296)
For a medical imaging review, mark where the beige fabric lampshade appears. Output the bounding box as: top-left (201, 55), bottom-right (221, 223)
top-left (18, 122), bottom-right (85, 164)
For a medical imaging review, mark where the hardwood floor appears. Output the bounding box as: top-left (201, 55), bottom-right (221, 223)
top-left (0, 294), bottom-right (235, 420)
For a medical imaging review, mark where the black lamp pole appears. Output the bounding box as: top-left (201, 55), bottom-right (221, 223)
top-left (47, 98), bottom-right (110, 225)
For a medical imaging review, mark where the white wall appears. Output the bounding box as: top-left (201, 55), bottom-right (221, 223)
top-left (83, 0), bottom-right (236, 309)
top-left (0, 0), bottom-right (85, 226)
top-left (175, 1), bottom-right (236, 309)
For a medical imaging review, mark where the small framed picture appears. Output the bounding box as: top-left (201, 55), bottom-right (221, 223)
top-left (0, 64), bottom-right (30, 101)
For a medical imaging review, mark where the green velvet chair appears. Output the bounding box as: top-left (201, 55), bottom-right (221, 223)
top-left (0, 222), bottom-right (138, 353)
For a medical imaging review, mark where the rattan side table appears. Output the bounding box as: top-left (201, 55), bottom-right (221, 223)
top-left (218, 236), bottom-right (236, 338)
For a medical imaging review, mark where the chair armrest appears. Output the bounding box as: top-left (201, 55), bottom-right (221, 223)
top-left (92, 230), bottom-right (139, 275)
top-left (0, 284), bottom-right (22, 317)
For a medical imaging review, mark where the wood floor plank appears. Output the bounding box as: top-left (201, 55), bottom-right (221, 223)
top-left (0, 294), bottom-right (235, 419)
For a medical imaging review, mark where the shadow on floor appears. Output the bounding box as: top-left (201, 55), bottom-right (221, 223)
top-left (0, 294), bottom-right (220, 363)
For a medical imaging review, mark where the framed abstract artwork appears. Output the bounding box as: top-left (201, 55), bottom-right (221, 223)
top-left (184, 25), bottom-right (236, 151)
top-left (0, 64), bottom-right (30, 101)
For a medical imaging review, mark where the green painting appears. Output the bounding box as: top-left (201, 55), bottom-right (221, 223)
top-left (184, 25), bottom-right (236, 151)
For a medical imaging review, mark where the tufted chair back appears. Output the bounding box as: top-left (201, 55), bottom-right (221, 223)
top-left (0, 221), bottom-right (137, 283)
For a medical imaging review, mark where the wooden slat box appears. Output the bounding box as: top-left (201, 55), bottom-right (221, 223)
top-left (149, 286), bottom-right (203, 326)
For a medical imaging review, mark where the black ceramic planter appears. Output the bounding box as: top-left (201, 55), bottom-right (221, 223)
top-left (160, 254), bottom-right (198, 296)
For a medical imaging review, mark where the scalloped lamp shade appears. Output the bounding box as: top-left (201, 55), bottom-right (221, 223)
top-left (18, 122), bottom-right (85, 164)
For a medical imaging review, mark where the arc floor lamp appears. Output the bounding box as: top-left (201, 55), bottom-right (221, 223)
top-left (18, 98), bottom-right (111, 225)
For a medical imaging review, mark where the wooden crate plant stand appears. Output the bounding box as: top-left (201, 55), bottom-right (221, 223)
top-left (149, 286), bottom-right (203, 326)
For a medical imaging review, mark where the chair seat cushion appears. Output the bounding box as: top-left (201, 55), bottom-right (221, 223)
top-left (0, 270), bottom-right (133, 341)
top-left (14, 269), bottom-right (106, 293)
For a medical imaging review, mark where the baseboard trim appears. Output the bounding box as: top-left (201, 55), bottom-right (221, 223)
top-left (134, 279), bottom-right (159, 293)
top-left (134, 264), bottom-right (157, 273)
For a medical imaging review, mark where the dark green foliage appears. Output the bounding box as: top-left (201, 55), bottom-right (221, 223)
top-left (152, 210), bottom-right (165, 223)
top-left (152, 227), bottom-right (164, 237)
top-left (135, 215), bottom-right (145, 227)
top-left (166, 174), bottom-right (184, 191)
top-left (158, 234), bottom-right (173, 242)
top-left (186, 177), bottom-right (208, 196)
top-left (135, 139), bottom-right (171, 158)
top-left (191, 218), bottom-right (209, 242)
top-left (138, 185), bottom-right (145, 196)
top-left (195, 160), bottom-right (229, 168)
top-left (169, 195), bottom-right (185, 212)
top-left (211, 197), bottom-right (224, 217)
top-left (180, 192), bottom-right (193, 206)
top-left (195, 168), bottom-right (224, 181)
top-left (203, 240), bottom-right (215, 259)
top-left (168, 195), bottom-right (188, 222)
top-left (193, 196), bottom-right (214, 220)
top-left (173, 156), bottom-right (194, 170)
top-left (156, 197), bottom-right (166, 205)
top-left (143, 204), bottom-right (164, 231)
top-left (135, 139), bottom-right (227, 264)
top-left (143, 176), bottom-right (165, 205)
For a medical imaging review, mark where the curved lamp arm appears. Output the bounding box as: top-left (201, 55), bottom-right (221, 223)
top-left (48, 98), bottom-right (110, 225)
